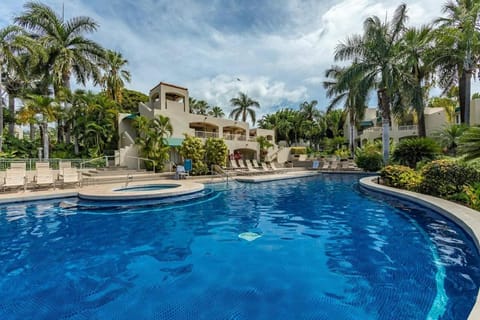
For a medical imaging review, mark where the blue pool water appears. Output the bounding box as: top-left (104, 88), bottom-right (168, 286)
top-left (0, 175), bottom-right (479, 319)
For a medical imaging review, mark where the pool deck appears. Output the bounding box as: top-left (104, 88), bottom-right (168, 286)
top-left (234, 170), bottom-right (320, 183)
top-left (359, 176), bottom-right (480, 320)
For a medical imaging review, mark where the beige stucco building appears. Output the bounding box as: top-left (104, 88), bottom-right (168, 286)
top-left (118, 82), bottom-right (277, 169)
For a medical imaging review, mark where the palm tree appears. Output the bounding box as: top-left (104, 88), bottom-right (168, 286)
top-left (208, 106), bottom-right (225, 118)
top-left (434, 0), bottom-right (480, 125)
top-left (229, 92), bottom-right (260, 125)
top-left (23, 94), bottom-right (58, 159)
top-left (435, 124), bottom-right (467, 155)
top-left (299, 100), bottom-right (320, 121)
top-left (99, 50), bottom-right (131, 103)
top-left (0, 25), bottom-right (45, 145)
top-left (399, 25), bottom-right (435, 137)
top-left (134, 115), bottom-right (173, 170)
top-left (15, 1), bottom-right (104, 94)
top-left (194, 100), bottom-right (209, 115)
top-left (458, 126), bottom-right (480, 160)
top-left (334, 4), bottom-right (409, 163)
top-left (324, 65), bottom-right (367, 155)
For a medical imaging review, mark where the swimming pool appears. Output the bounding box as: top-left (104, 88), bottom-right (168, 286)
top-left (0, 175), bottom-right (478, 319)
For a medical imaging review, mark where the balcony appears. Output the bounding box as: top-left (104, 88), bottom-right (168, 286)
top-left (194, 131), bottom-right (219, 139)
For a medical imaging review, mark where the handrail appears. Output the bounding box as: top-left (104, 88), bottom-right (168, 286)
top-left (211, 164), bottom-right (230, 184)
top-left (127, 156), bottom-right (156, 172)
top-left (80, 156), bottom-right (111, 169)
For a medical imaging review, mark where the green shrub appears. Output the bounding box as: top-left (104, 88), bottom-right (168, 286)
top-left (392, 138), bottom-right (440, 168)
top-left (419, 159), bottom-right (480, 197)
top-left (380, 165), bottom-right (422, 191)
top-left (462, 183), bottom-right (480, 210)
top-left (355, 152), bottom-right (384, 171)
top-left (334, 148), bottom-right (350, 159)
top-left (355, 143), bottom-right (383, 172)
top-left (290, 147), bottom-right (307, 155)
top-left (179, 135), bottom-right (208, 175)
top-left (205, 138), bottom-right (228, 168)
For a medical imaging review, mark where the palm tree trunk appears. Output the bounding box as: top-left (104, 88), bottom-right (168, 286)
top-left (43, 122), bottom-right (49, 160)
top-left (349, 120), bottom-right (355, 157)
top-left (418, 111), bottom-right (426, 137)
top-left (378, 89), bottom-right (390, 164)
top-left (29, 123), bottom-right (35, 141)
top-left (0, 98), bottom-right (3, 153)
top-left (8, 94), bottom-right (15, 136)
top-left (459, 70), bottom-right (471, 125)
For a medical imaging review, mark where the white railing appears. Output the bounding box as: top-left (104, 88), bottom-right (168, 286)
top-left (398, 125), bottom-right (418, 131)
top-left (363, 126), bottom-right (382, 133)
top-left (127, 156), bottom-right (156, 172)
top-left (195, 131), bottom-right (219, 139)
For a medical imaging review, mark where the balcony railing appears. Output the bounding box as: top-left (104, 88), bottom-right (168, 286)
top-left (194, 131), bottom-right (219, 139)
top-left (398, 125), bottom-right (418, 131)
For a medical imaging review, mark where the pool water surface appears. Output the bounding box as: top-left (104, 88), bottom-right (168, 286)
top-left (0, 175), bottom-right (478, 319)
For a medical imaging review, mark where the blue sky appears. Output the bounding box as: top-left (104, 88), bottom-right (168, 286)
top-left (1, 0), bottom-right (450, 118)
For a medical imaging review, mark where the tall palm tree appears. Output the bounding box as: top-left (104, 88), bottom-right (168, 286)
top-left (334, 4), bottom-right (409, 163)
top-left (194, 100), bottom-right (209, 115)
top-left (324, 65), bottom-right (367, 155)
top-left (15, 1), bottom-right (104, 94)
top-left (229, 92), bottom-right (260, 125)
top-left (208, 106), bottom-right (225, 118)
top-left (0, 25), bottom-right (45, 144)
top-left (399, 25), bottom-right (435, 137)
top-left (434, 0), bottom-right (480, 125)
top-left (99, 50), bottom-right (131, 103)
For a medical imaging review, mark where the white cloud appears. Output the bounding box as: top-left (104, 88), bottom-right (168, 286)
top-left (0, 0), bottom-right (453, 118)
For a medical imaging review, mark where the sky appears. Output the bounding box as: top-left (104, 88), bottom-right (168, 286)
top-left (0, 0), bottom-right (453, 120)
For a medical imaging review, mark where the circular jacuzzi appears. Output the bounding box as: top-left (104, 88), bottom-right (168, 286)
top-left (78, 181), bottom-right (205, 201)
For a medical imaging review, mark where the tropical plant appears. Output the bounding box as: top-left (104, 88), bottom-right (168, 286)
top-left (391, 138), bottom-right (440, 168)
top-left (398, 25), bottom-right (435, 137)
top-left (134, 114), bottom-right (173, 171)
top-left (204, 138), bottom-right (228, 168)
top-left (179, 135), bottom-right (207, 175)
top-left (229, 92), bottom-right (260, 125)
top-left (256, 136), bottom-right (273, 161)
top-left (354, 142), bottom-right (384, 171)
top-left (120, 88), bottom-right (148, 113)
top-left (428, 96), bottom-right (456, 123)
top-left (15, 1), bottom-right (105, 93)
top-left (334, 4), bottom-right (410, 164)
top-left (208, 106), bottom-right (225, 118)
top-left (434, 124), bottom-right (468, 155)
top-left (22, 94), bottom-right (58, 159)
top-left (192, 100), bottom-right (210, 115)
top-left (380, 165), bottom-right (422, 191)
top-left (324, 65), bottom-right (367, 156)
top-left (419, 159), bottom-right (480, 197)
top-left (434, 0), bottom-right (480, 125)
top-left (458, 126), bottom-right (480, 161)
top-left (98, 50), bottom-right (131, 103)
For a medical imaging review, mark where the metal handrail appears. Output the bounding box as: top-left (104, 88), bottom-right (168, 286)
top-left (127, 156), bottom-right (156, 172)
top-left (80, 156), bottom-right (111, 169)
top-left (211, 164), bottom-right (230, 185)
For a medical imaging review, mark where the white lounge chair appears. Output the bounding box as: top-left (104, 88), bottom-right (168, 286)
top-left (229, 160), bottom-right (241, 170)
top-left (245, 160), bottom-right (260, 173)
top-left (175, 165), bottom-right (188, 179)
top-left (237, 160), bottom-right (247, 170)
top-left (60, 168), bottom-right (80, 188)
top-left (251, 159), bottom-right (262, 169)
top-left (10, 162), bottom-right (26, 170)
top-left (261, 162), bottom-right (273, 172)
top-left (3, 169), bottom-right (26, 192)
top-left (34, 168), bottom-right (55, 189)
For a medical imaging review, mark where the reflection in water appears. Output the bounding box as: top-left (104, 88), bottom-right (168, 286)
top-left (0, 175), bottom-right (478, 319)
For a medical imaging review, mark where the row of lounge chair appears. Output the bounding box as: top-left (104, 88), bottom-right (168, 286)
top-left (228, 159), bottom-right (289, 174)
top-left (311, 159), bottom-right (360, 171)
top-left (1, 162), bottom-right (81, 192)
